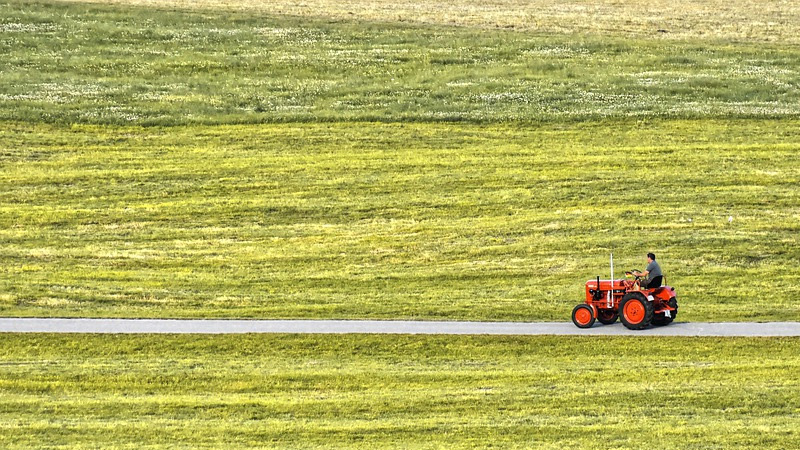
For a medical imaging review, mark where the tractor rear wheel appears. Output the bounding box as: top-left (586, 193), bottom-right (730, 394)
top-left (652, 297), bottom-right (678, 326)
top-left (597, 309), bottom-right (618, 325)
top-left (619, 292), bottom-right (654, 330)
top-left (571, 304), bottom-right (595, 328)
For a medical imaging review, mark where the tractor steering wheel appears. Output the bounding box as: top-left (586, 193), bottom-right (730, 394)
top-left (626, 269), bottom-right (643, 280)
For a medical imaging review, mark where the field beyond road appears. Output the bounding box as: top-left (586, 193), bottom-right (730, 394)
top-left (1, 334), bottom-right (799, 449)
top-left (1, 0), bottom-right (799, 321)
top-left (2, 120), bottom-right (799, 321)
top-left (2, 1), bottom-right (799, 448)
top-left (54, 0), bottom-right (800, 43)
top-left (3, 0), bottom-right (800, 125)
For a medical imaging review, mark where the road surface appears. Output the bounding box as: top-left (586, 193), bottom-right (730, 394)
top-left (1, 318), bottom-right (799, 336)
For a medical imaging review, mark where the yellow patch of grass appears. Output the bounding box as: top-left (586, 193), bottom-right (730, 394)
top-left (59, 0), bottom-right (800, 42)
top-left (1, 334), bottom-right (799, 449)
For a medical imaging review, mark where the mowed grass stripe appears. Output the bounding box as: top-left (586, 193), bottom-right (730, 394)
top-left (2, 0), bottom-right (800, 125)
top-left (60, 0), bottom-right (800, 43)
top-left (1, 120), bottom-right (798, 321)
top-left (0, 334), bottom-right (798, 449)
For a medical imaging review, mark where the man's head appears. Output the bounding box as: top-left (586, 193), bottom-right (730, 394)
top-left (647, 252), bottom-right (656, 263)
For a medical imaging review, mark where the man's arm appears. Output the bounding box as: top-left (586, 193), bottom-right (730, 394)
top-left (634, 261), bottom-right (655, 278)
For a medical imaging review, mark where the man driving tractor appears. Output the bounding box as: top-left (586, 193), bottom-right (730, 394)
top-left (632, 252), bottom-right (663, 289)
top-left (572, 251), bottom-right (677, 329)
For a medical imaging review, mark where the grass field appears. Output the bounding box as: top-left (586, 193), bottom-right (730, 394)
top-left (2, 0), bottom-right (799, 448)
top-left (57, 0), bottom-right (800, 43)
top-left (2, 0), bottom-right (800, 125)
top-left (1, 0), bottom-right (799, 321)
top-left (1, 334), bottom-right (799, 449)
top-left (2, 120), bottom-right (799, 321)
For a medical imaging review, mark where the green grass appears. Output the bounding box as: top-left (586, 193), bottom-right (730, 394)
top-left (2, 1), bottom-right (799, 448)
top-left (2, 0), bottom-right (800, 126)
top-left (64, 0), bottom-right (800, 44)
top-left (2, 0), bottom-right (799, 321)
top-left (1, 334), bottom-right (799, 449)
top-left (2, 120), bottom-right (799, 321)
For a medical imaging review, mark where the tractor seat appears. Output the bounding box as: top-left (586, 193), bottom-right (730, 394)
top-left (647, 275), bottom-right (663, 289)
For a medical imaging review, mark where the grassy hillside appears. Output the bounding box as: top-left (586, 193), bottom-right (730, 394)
top-left (2, 1), bottom-right (798, 448)
top-left (1, 334), bottom-right (799, 449)
top-left (2, 0), bottom-right (800, 125)
top-left (2, 120), bottom-right (798, 321)
top-left (1, 0), bottom-right (799, 321)
top-left (57, 0), bottom-right (800, 43)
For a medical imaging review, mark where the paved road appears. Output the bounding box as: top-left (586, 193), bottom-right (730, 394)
top-left (1, 318), bottom-right (800, 336)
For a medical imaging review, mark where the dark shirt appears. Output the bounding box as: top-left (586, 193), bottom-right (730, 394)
top-left (645, 260), bottom-right (662, 282)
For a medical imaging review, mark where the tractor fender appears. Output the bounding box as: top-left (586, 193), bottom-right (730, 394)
top-left (653, 286), bottom-right (676, 301)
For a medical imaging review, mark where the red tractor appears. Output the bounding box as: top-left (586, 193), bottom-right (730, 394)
top-left (571, 257), bottom-right (678, 329)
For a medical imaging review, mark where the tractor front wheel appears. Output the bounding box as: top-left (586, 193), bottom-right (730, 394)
top-left (619, 292), bottom-right (654, 330)
top-left (597, 309), bottom-right (618, 325)
top-left (571, 304), bottom-right (596, 328)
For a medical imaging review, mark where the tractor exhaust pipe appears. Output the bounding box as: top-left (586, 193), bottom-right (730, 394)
top-left (610, 252), bottom-right (614, 282)
top-left (608, 253), bottom-right (614, 308)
